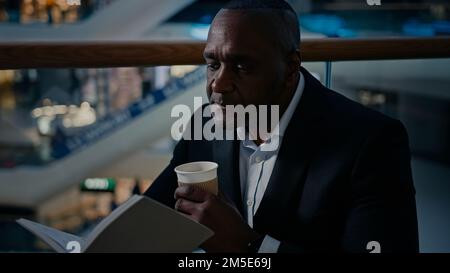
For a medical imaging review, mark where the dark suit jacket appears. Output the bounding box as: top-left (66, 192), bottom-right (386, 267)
top-left (144, 67), bottom-right (419, 253)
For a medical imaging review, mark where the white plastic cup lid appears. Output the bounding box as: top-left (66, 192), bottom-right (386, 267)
top-left (174, 161), bottom-right (218, 183)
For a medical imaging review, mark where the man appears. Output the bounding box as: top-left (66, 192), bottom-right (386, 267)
top-left (144, 0), bottom-right (419, 253)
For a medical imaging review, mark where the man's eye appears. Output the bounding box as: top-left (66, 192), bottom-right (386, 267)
top-left (236, 64), bottom-right (248, 71)
top-left (207, 63), bottom-right (220, 71)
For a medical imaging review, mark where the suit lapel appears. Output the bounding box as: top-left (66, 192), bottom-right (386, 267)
top-left (253, 68), bottom-right (327, 234)
top-left (213, 138), bottom-right (244, 215)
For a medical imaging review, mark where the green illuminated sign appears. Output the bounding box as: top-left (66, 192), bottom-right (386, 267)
top-left (80, 178), bottom-right (116, 192)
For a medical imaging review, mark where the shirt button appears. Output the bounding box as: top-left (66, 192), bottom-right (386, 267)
top-left (247, 199), bottom-right (253, 207)
top-left (255, 156), bottom-right (262, 163)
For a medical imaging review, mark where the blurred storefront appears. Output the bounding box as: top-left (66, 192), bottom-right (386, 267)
top-left (0, 0), bottom-right (116, 25)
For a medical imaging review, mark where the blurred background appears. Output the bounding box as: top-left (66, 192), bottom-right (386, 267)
top-left (0, 0), bottom-right (449, 252)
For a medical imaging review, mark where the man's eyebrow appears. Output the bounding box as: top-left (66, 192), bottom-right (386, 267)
top-left (203, 51), bottom-right (216, 59)
top-left (229, 54), bottom-right (254, 63)
top-left (203, 52), bottom-right (254, 62)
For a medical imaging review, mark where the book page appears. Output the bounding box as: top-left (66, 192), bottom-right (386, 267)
top-left (16, 218), bottom-right (85, 253)
top-left (84, 195), bottom-right (214, 253)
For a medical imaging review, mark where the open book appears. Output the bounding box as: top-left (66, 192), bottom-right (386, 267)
top-left (17, 195), bottom-right (213, 253)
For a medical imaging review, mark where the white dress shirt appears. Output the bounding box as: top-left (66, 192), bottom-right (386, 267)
top-left (237, 72), bottom-right (305, 253)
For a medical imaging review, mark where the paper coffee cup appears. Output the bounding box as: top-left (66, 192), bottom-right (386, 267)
top-left (174, 161), bottom-right (219, 195)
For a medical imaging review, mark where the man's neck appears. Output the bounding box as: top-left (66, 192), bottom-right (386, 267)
top-left (253, 73), bottom-right (300, 147)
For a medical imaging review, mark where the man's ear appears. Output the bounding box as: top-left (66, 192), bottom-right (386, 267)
top-left (286, 49), bottom-right (301, 80)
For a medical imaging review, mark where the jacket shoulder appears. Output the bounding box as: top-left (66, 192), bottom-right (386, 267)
top-left (322, 88), bottom-right (405, 134)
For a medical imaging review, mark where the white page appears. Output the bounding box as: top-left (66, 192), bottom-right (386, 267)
top-left (83, 195), bottom-right (214, 253)
top-left (17, 218), bottom-right (85, 253)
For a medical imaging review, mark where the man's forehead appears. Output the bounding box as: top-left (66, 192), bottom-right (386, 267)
top-left (205, 10), bottom-right (274, 54)
top-left (208, 11), bottom-right (246, 39)
top-left (204, 32), bottom-right (265, 59)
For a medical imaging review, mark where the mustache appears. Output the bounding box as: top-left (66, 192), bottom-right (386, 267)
top-left (209, 93), bottom-right (233, 106)
top-left (209, 97), bottom-right (239, 107)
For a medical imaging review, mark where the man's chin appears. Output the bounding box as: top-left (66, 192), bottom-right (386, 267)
top-left (212, 116), bottom-right (237, 132)
top-left (210, 104), bottom-right (235, 131)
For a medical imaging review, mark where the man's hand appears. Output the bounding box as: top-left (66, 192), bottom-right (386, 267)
top-left (174, 185), bottom-right (261, 252)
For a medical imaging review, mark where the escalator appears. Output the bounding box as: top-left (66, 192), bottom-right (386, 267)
top-left (0, 67), bottom-right (207, 208)
top-left (0, 0), bottom-right (201, 208)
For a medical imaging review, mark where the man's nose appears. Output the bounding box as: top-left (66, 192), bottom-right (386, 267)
top-left (211, 66), bottom-right (235, 94)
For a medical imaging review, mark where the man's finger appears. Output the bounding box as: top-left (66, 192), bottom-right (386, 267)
top-left (174, 198), bottom-right (198, 215)
top-left (174, 185), bottom-right (212, 202)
